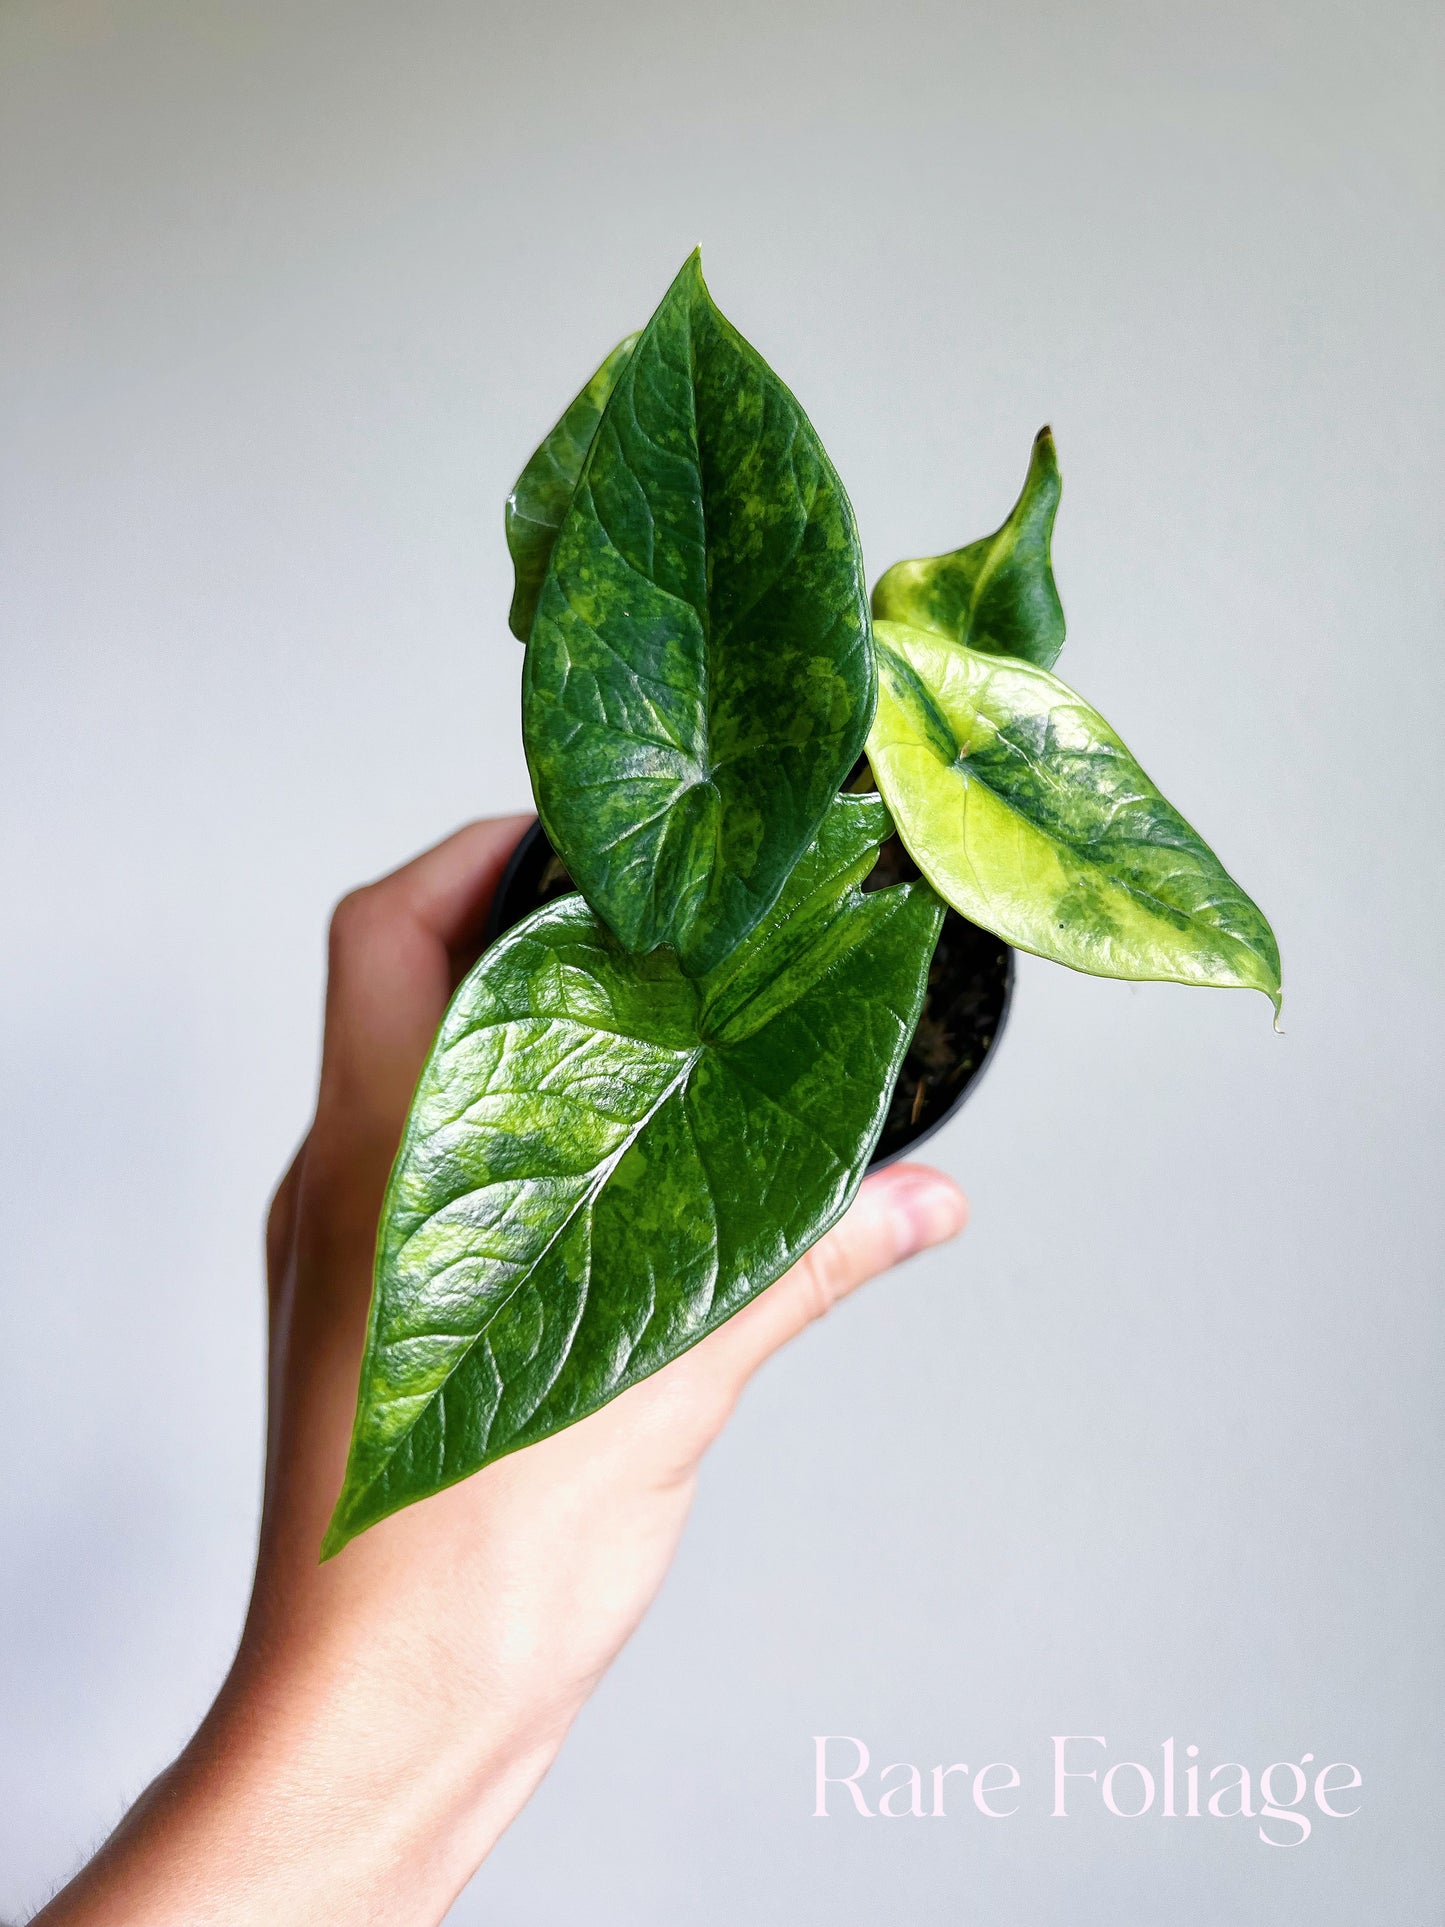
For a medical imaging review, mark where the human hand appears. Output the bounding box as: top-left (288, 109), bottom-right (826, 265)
top-left (37, 818), bottom-right (967, 1927)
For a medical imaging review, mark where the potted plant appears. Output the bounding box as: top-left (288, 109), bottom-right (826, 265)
top-left (322, 253), bottom-right (1279, 1558)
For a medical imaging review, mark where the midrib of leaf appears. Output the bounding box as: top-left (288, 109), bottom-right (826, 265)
top-left (352, 1038), bottom-right (704, 1510)
top-left (956, 525), bottom-right (1012, 648)
top-left (702, 879), bottom-right (904, 1044)
top-left (965, 749), bottom-right (1261, 959)
top-left (956, 746), bottom-right (1263, 959)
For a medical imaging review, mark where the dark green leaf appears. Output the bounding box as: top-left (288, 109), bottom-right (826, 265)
top-left (322, 796), bottom-right (941, 1554)
top-left (867, 620), bottom-right (1281, 1011)
top-left (522, 251), bottom-right (874, 977)
top-left (872, 427), bottom-right (1065, 670)
top-left (505, 332), bottom-right (639, 643)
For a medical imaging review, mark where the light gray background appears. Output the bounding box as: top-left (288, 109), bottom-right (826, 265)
top-left (2, 1), bottom-right (1441, 1920)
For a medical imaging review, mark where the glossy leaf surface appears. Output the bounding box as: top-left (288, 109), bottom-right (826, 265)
top-left (323, 797), bottom-right (942, 1554)
top-left (505, 332), bottom-right (639, 643)
top-left (872, 427), bottom-right (1065, 670)
top-left (522, 251), bottom-right (873, 977)
top-left (867, 620), bottom-right (1281, 1010)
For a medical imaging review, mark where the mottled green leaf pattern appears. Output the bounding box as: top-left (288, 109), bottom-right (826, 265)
top-left (872, 427), bottom-right (1065, 670)
top-left (522, 251), bottom-right (873, 977)
top-left (866, 620), bottom-right (1281, 1010)
top-left (505, 332), bottom-right (639, 643)
top-left (323, 796), bottom-right (942, 1555)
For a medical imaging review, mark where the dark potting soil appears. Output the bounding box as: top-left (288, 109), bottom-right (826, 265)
top-left (859, 833), bottom-right (1013, 1164)
top-left (485, 816), bottom-right (1013, 1169)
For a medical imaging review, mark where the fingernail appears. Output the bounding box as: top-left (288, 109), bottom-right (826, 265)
top-left (883, 1169), bottom-right (968, 1260)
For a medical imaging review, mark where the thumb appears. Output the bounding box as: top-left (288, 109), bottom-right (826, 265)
top-left (710, 1163), bottom-right (968, 1382)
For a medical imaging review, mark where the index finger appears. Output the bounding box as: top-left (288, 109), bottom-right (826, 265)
top-left (316, 815), bottom-right (532, 1156)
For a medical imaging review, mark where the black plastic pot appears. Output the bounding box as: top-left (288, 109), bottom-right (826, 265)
top-left (485, 819), bottom-right (1013, 1169)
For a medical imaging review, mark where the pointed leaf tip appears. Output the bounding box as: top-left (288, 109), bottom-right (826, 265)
top-left (523, 255), bottom-right (872, 975)
top-left (318, 1513), bottom-right (349, 1562)
top-left (871, 428), bottom-right (1066, 671)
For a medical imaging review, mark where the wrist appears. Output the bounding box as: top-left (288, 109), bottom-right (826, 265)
top-left (35, 1640), bottom-right (568, 1927)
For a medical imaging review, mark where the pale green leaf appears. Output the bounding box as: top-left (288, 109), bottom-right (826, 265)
top-left (866, 619), bottom-right (1281, 1010)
